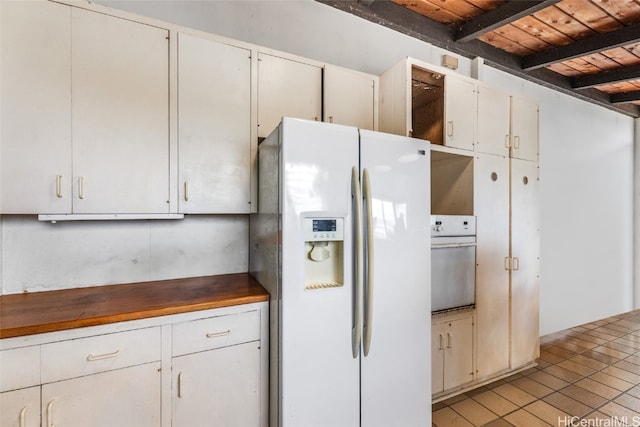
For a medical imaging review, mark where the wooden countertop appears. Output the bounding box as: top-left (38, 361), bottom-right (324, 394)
top-left (0, 274), bottom-right (269, 339)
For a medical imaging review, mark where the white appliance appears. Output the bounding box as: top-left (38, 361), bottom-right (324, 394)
top-left (431, 215), bottom-right (476, 312)
top-left (249, 118), bottom-right (431, 427)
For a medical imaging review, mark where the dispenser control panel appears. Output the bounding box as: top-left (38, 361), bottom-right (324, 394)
top-left (304, 218), bottom-right (344, 242)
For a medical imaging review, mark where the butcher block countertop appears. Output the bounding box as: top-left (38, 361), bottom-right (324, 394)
top-left (0, 274), bottom-right (269, 339)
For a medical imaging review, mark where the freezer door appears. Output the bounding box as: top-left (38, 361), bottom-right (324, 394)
top-left (359, 130), bottom-right (431, 427)
top-left (279, 118), bottom-right (360, 427)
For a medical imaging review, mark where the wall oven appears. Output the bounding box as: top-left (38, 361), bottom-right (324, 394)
top-left (431, 215), bottom-right (476, 313)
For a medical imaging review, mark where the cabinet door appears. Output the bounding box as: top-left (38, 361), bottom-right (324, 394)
top-left (0, 387), bottom-right (40, 427)
top-left (476, 85), bottom-right (510, 157)
top-left (71, 8), bottom-right (169, 213)
top-left (510, 159), bottom-right (540, 368)
top-left (474, 153), bottom-right (510, 379)
top-left (42, 362), bottom-right (161, 427)
top-left (511, 96), bottom-right (539, 162)
top-left (431, 322), bottom-right (445, 394)
top-left (443, 317), bottom-right (474, 391)
top-left (324, 65), bottom-right (375, 130)
top-left (257, 53), bottom-right (322, 138)
top-left (172, 342), bottom-right (260, 427)
top-left (0, 0), bottom-right (72, 214)
top-left (178, 33), bottom-right (252, 213)
top-left (444, 76), bottom-right (475, 151)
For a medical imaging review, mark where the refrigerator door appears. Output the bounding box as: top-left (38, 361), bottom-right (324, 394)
top-left (359, 130), bottom-right (431, 427)
top-left (279, 118), bottom-right (360, 427)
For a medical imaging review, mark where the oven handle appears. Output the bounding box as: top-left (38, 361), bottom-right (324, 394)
top-left (431, 242), bottom-right (476, 249)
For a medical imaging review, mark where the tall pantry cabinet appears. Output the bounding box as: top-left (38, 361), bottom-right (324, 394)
top-left (380, 56), bottom-right (540, 397)
top-left (474, 95), bottom-right (540, 381)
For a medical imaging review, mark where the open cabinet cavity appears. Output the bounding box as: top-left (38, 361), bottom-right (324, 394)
top-left (431, 148), bottom-right (473, 215)
top-left (411, 67), bottom-right (444, 144)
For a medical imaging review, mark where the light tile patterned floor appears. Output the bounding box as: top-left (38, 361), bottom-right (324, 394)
top-left (433, 309), bottom-right (640, 426)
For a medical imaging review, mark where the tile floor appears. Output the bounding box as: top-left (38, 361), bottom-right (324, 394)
top-left (432, 309), bottom-right (640, 426)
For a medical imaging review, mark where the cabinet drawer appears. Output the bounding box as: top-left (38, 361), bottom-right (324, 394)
top-left (41, 327), bottom-right (161, 383)
top-left (172, 310), bottom-right (260, 357)
top-left (0, 346), bottom-right (40, 392)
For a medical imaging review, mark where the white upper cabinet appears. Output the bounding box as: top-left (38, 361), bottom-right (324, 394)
top-left (257, 53), bottom-right (322, 138)
top-left (379, 58), bottom-right (475, 150)
top-left (444, 75), bottom-right (476, 151)
top-left (1, 2), bottom-right (170, 215)
top-left (323, 65), bottom-right (376, 130)
top-left (476, 85), bottom-right (511, 157)
top-left (0, 1), bottom-right (72, 214)
top-left (178, 33), bottom-right (252, 213)
top-left (71, 8), bottom-right (170, 214)
top-left (511, 96), bottom-right (539, 162)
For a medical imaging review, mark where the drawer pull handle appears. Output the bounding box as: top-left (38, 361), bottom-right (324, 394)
top-left (206, 329), bottom-right (231, 339)
top-left (87, 349), bottom-right (121, 361)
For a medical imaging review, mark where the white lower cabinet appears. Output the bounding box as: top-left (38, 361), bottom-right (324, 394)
top-left (172, 342), bottom-right (261, 426)
top-left (41, 362), bottom-right (161, 427)
top-left (0, 302), bottom-right (267, 427)
top-left (0, 387), bottom-right (40, 427)
top-left (171, 310), bottom-right (262, 426)
top-left (432, 312), bottom-right (474, 395)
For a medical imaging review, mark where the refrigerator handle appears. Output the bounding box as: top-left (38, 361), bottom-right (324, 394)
top-left (351, 166), bottom-right (363, 359)
top-left (363, 168), bottom-right (374, 357)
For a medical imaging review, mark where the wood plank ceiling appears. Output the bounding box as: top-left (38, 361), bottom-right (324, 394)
top-left (316, 0), bottom-right (640, 117)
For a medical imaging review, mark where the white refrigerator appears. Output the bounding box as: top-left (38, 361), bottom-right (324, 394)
top-left (250, 118), bottom-right (431, 427)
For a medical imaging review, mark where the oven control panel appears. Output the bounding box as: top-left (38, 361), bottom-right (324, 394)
top-left (431, 215), bottom-right (476, 237)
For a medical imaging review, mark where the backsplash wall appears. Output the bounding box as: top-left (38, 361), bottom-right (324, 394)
top-left (0, 215), bottom-right (248, 295)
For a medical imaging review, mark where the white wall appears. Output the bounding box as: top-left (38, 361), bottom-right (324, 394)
top-left (3, 0), bottom-right (634, 336)
top-left (1, 215), bottom-right (248, 293)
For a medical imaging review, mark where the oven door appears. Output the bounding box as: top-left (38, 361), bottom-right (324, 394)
top-left (431, 237), bottom-right (476, 312)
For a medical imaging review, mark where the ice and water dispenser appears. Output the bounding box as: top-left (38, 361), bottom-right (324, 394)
top-left (303, 217), bottom-right (344, 291)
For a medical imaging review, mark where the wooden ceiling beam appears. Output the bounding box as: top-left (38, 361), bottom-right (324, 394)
top-left (571, 63), bottom-right (640, 89)
top-left (611, 90), bottom-right (640, 104)
top-left (456, 1), bottom-right (561, 43)
top-left (522, 24), bottom-right (640, 70)
top-left (315, 0), bottom-right (640, 117)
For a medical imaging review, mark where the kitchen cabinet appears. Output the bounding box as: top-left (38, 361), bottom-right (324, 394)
top-left (1, 287), bottom-right (268, 427)
top-left (0, 1), bottom-right (170, 215)
top-left (323, 64), bottom-right (377, 130)
top-left (379, 57), bottom-right (475, 150)
top-left (171, 310), bottom-right (261, 426)
top-left (172, 343), bottom-right (260, 426)
top-left (0, 0), bottom-right (72, 214)
top-left (511, 96), bottom-right (539, 162)
top-left (0, 387), bottom-right (40, 427)
top-left (476, 85), bottom-right (511, 157)
top-left (474, 153), bottom-right (510, 379)
top-left (444, 75), bottom-right (476, 151)
top-left (40, 327), bottom-right (162, 426)
top-left (177, 32), bottom-right (252, 213)
top-left (257, 53), bottom-right (322, 138)
top-left (510, 159), bottom-right (540, 368)
top-left (71, 7), bottom-right (169, 214)
top-left (41, 362), bottom-right (161, 427)
top-left (432, 311), bottom-right (474, 395)
top-left (474, 153), bottom-right (540, 381)
top-left (0, 346), bottom-right (41, 427)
